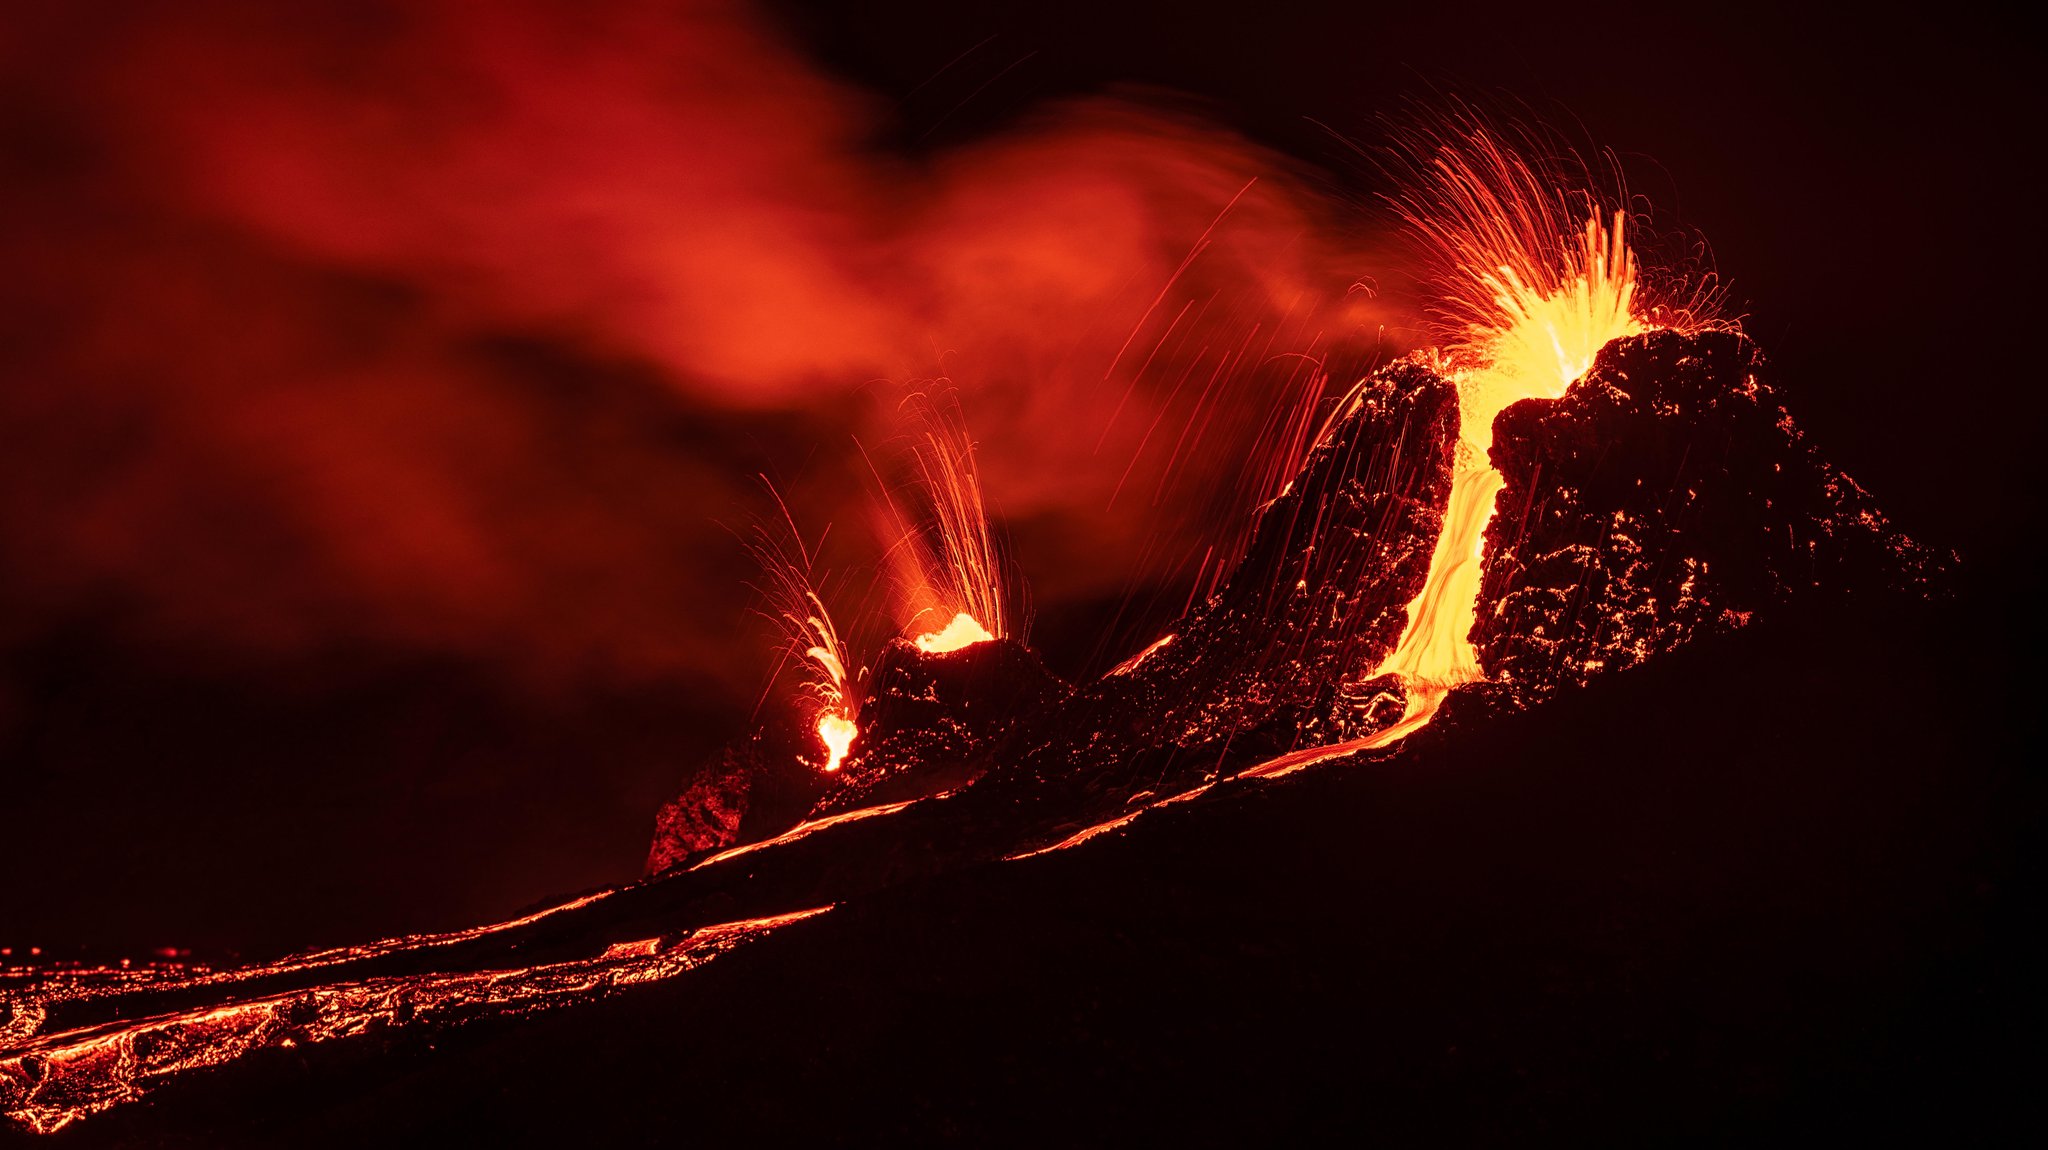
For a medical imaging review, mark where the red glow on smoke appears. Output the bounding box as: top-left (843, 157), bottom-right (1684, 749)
top-left (0, 0), bottom-right (1390, 705)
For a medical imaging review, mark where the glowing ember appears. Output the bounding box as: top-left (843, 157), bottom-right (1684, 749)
top-left (816, 710), bottom-right (858, 772)
top-left (912, 611), bottom-right (996, 654)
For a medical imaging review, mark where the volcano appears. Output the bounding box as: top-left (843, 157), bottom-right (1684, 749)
top-left (6, 326), bottom-right (2023, 1144)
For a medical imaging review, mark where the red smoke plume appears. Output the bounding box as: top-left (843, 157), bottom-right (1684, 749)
top-left (0, 0), bottom-right (1394, 697)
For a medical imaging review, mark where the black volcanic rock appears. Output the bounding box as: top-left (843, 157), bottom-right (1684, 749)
top-left (813, 636), bottom-right (1066, 815)
top-left (645, 752), bottom-right (750, 874)
top-left (646, 721), bottom-right (822, 875)
top-left (645, 358), bottom-right (1456, 858)
top-left (643, 359), bottom-right (1457, 861)
top-left (1474, 329), bottom-right (1947, 696)
top-left (990, 358), bottom-right (1458, 805)
top-left (1145, 358), bottom-right (1457, 730)
top-left (648, 638), bottom-right (1064, 865)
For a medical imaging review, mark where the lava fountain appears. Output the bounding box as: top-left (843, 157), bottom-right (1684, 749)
top-left (886, 390), bottom-right (1014, 654)
top-left (746, 484), bottom-right (861, 772)
top-left (1368, 122), bottom-right (1721, 731)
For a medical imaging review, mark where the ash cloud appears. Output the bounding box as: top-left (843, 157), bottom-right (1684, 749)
top-left (0, 0), bottom-right (1397, 702)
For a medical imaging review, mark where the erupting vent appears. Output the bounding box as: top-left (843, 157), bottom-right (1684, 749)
top-left (1368, 121), bottom-right (1724, 738)
top-left (913, 611), bottom-right (997, 654)
top-left (1, 120), bottom-right (1945, 1137)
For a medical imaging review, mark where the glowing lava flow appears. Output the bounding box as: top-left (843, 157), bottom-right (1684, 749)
top-left (1, 907), bottom-right (831, 1135)
top-left (689, 794), bottom-right (949, 870)
top-left (997, 130), bottom-right (1723, 860)
top-left (1007, 783), bottom-right (1213, 860)
top-left (1371, 210), bottom-right (1644, 728)
top-left (1357, 121), bottom-right (1720, 737)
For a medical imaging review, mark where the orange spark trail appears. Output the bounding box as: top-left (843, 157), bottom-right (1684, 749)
top-left (1020, 177), bottom-right (1686, 840)
top-left (1371, 207), bottom-right (1643, 728)
top-left (887, 391), bottom-right (1011, 653)
top-left (1334, 119), bottom-right (1721, 747)
top-left (746, 481), bottom-right (862, 772)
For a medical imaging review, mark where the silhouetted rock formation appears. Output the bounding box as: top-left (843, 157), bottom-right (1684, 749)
top-left (651, 358), bottom-right (1460, 848)
top-left (991, 359), bottom-right (1458, 803)
top-left (650, 331), bottom-right (1948, 867)
top-left (813, 636), bottom-right (1065, 816)
top-left (1474, 330), bottom-right (1947, 696)
top-left (646, 754), bottom-right (750, 873)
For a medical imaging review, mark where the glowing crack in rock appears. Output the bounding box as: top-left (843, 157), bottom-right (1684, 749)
top-left (6, 889), bottom-right (615, 1022)
top-left (0, 907), bottom-right (830, 1136)
top-left (689, 797), bottom-right (932, 870)
top-left (1108, 633), bottom-right (1175, 676)
top-left (1008, 783), bottom-right (1214, 860)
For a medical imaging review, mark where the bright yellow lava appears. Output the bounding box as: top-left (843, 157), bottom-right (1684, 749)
top-left (815, 711), bottom-right (858, 772)
top-left (1373, 210), bottom-right (1644, 721)
top-left (913, 611), bottom-right (996, 654)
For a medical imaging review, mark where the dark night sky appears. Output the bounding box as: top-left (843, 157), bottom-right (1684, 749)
top-left (1, 0), bottom-right (2036, 956)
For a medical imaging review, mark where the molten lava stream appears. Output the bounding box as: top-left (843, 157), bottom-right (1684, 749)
top-left (1028, 198), bottom-right (1673, 838)
top-left (1371, 467), bottom-right (1507, 705)
top-left (0, 907), bottom-right (833, 1136)
top-left (1290, 207), bottom-right (1651, 769)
